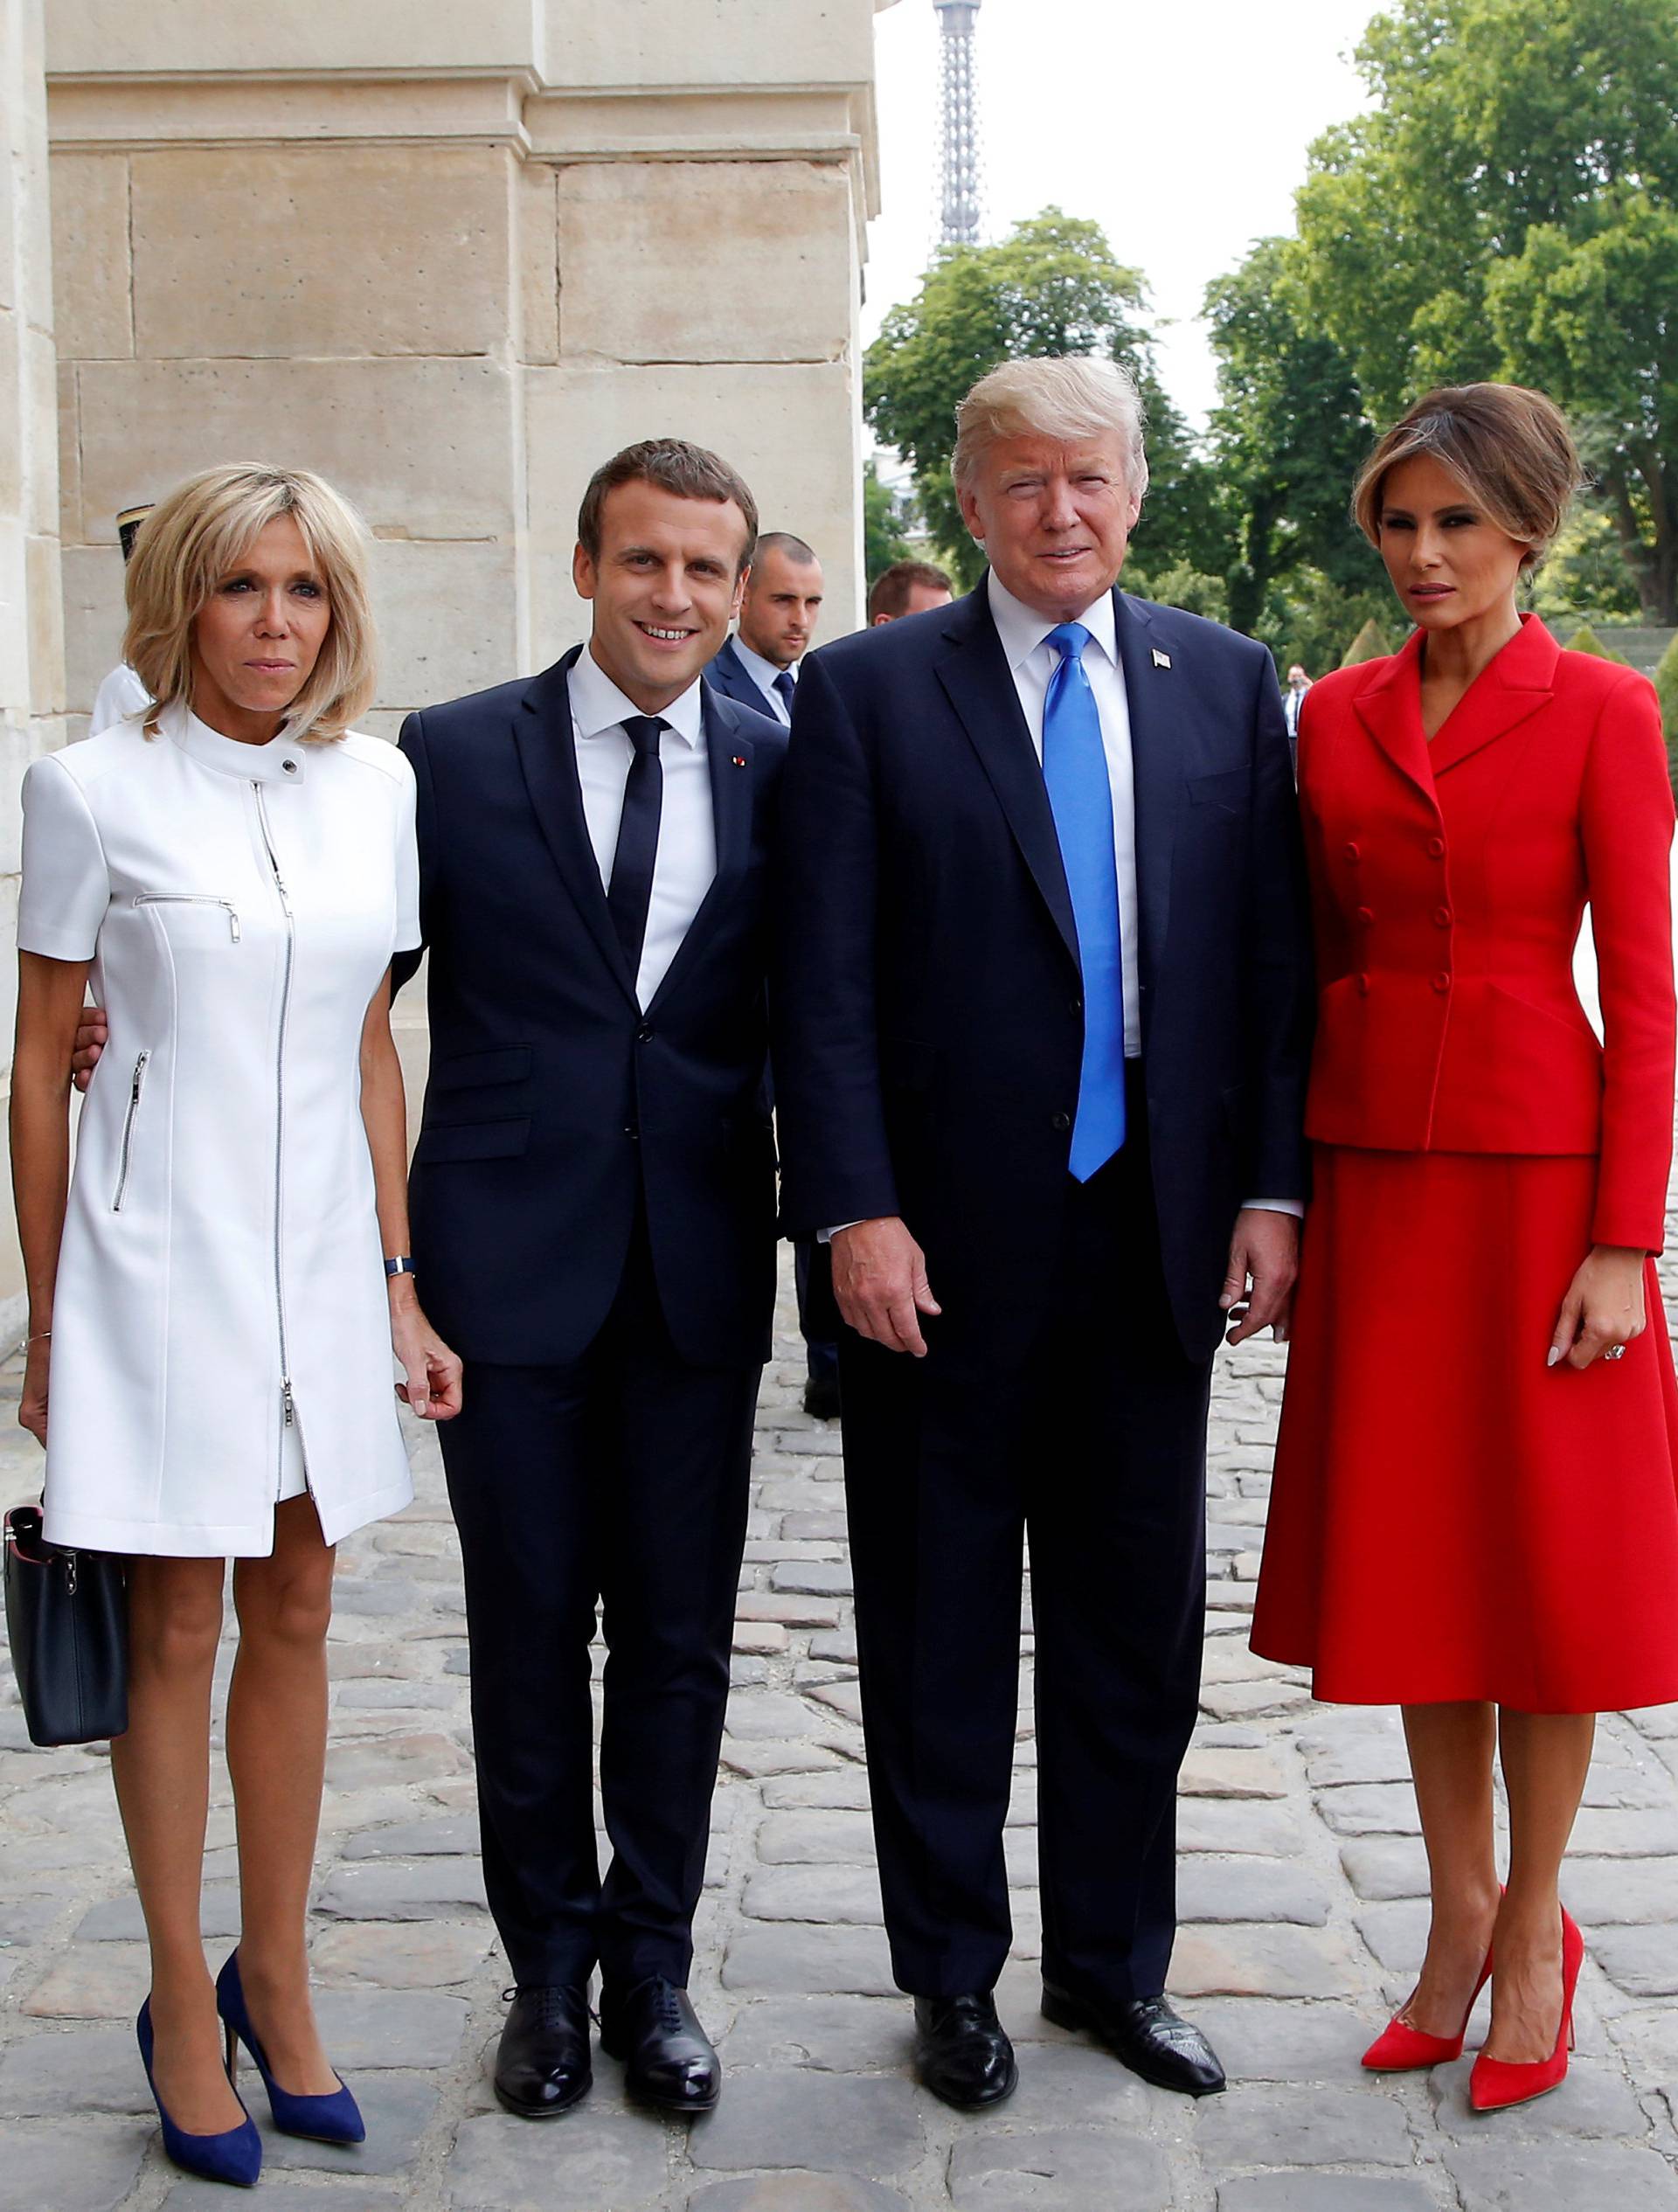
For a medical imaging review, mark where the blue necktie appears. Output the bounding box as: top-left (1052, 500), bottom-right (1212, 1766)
top-left (773, 669), bottom-right (797, 720)
top-left (1042, 624), bottom-right (1127, 1180)
top-left (607, 715), bottom-right (666, 977)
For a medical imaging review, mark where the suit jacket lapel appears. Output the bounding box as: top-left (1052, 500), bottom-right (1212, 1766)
top-left (1352, 631), bottom-right (1435, 801)
top-left (1426, 613), bottom-right (1560, 775)
top-left (511, 646), bottom-right (640, 1002)
top-left (935, 587), bottom-right (1079, 970)
top-left (646, 688), bottom-right (753, 1016)
top-left (1113, 588), bottom-right (1175, 987)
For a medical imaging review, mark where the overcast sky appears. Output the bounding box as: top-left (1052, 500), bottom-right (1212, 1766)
top-left (864, 0), bottom-right (1381, 427)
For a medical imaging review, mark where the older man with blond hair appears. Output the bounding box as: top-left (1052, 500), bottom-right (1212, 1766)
top-left (773, 357), bottom-right (1313, 2105)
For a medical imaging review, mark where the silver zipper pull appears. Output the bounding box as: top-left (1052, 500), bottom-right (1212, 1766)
top-left (63, 1553), bottom-right (78, 1597)
top-left (282, 1379), bottom-right (295, 1427)
top-left (227, 909), bottom-right (241, 943)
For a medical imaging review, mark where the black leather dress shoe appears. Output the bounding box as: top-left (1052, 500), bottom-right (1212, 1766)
top-left (912, 1992), bottom-right (1017, 2109)
top-left (494, 1985), bottom-right (593, 2117)
top-left (599, 1977), bottom-right (720, 2112)
top-left (802, 1372), bottom-right (842, 1421)
top-left (1041, 1981), bottom-right (1225, 2097)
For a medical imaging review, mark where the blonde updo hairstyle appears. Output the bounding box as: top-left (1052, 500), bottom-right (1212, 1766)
top-left (1352, 383), bottom-right (1584, 574)
top-left (122, 463), bottom-right (377, 742)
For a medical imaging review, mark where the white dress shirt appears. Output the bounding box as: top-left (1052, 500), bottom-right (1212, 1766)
top-left (988, 572), bottom-right (1142, 1057)
top-left (569, 644), bottom-right (717, 1009)
top-left (732, 636), bottom-right (796, 725)
top-left (91, 661), bottom-right (151, 733)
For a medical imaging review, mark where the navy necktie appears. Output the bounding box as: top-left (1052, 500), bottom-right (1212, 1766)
top-left (607, 715), bottom-right (667, 977)
top-left (1042, 624), bottom-right (1127, 1179)
top-left (773, 669), bottom-right (797, 720)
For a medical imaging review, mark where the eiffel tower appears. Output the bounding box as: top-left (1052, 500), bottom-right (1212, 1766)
top-left (934, 0), bottom-right (984, 247)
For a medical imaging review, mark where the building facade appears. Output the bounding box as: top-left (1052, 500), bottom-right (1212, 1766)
top-left (0, 0), bottom-right (893, 1320)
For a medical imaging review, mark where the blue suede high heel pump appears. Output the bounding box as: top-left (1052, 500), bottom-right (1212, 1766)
top-left (216, 1952), bottom-right (365, 2146)
top-left (135, 1998), bottom-right (262, 2188)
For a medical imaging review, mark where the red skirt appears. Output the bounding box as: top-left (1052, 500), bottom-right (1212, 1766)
top-left (1251, 1145), bottom-right (1678, 1710)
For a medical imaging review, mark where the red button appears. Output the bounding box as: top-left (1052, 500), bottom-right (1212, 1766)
top-left (1343, 842), bottom-right (1361, 862)
top-left (1432, 972), bottom-right (1452, 993)
top-left (1427, 836), bottom-right (1446, 858)
top-left (1356, 973), bottom-right (1371, 995)
top-left (1356, 905), bottom-right (1375, 926)
top-left (1434, 905), bottom-right (1452, 927)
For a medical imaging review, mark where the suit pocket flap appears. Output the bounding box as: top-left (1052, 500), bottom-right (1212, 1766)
top-left (430, 1046), bottom-right (532, 1092)
top-left (1186, 766), bottom-right (1251, 812)
top-left (413, 1118), bottom-right (530, 1164)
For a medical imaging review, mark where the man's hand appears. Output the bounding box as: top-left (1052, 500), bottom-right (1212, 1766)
top-left (1221, 1207), bottom-right (1300, 1346)
top-left (830, 1217), bottom-right (941, 1356)
top-left (71, 1004), bottom-right (107, 1092)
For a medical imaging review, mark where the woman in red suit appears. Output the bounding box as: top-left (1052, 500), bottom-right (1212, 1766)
top-left (1252, 384), bottom-right (1678, 2111)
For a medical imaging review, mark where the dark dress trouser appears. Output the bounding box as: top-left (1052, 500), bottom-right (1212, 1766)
top-left (840, 1084), bottom-right (1213, 2003)
top-left (440, 1222), bottom-right (759, 1990)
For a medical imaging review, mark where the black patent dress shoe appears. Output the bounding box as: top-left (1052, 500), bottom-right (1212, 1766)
top-left (912, 1992), bottom-right (1018, 2109)
top-left (599, 1977), bottom-right (720, 2112)
top-left (1041, 1981), bottom-right (1225, 2097)
top-left (802, 1372), bottom-right (842, 1422)
top-left (494, 1985), bottom-right (593, 2118)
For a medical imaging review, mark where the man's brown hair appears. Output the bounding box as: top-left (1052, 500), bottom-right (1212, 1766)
top-left (577, 439), bottom-right (759, 572)
top-left (868, 558), bottom-right (954, 623)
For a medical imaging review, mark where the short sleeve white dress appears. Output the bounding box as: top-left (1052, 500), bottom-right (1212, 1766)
top-left (19, 703), bottom-right (421, 1557)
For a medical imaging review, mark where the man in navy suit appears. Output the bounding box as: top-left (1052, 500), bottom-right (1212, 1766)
top-left (398, 442), bottom-right (785, 2120)
top-left (706, 532), bottom-right (842, 1417)
top-left (774, 358), bottom-right (1313, 2108)
top-left (706, 531), bottom-right (825, 726)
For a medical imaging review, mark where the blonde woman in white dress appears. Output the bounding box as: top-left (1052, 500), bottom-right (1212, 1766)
top-left (10, 466), bottom-right (461, 2187)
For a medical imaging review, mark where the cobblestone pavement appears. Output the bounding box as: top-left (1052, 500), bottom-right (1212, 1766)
top-left (3, 1245), bottom-right (1678, 2212)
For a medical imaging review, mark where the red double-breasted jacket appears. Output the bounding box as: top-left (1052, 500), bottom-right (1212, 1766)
top-left (1297, 613), bottom-right (1676, 1252)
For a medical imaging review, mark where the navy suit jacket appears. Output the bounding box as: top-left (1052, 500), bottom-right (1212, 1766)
top-left (706, 636), bottom-right (780, 718)
top-left (398, 646), bottom-right (787, 1369)
top-left (773, 581), bottom-right (1314, 1363)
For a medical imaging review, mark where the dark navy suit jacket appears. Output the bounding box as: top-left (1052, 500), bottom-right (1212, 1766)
top-left (773, 581), bottom-right (1314, 1363)
top-left (706, 636), bottom-right (780, 718)
top-left (398, 646), bottom-right (787, 1369)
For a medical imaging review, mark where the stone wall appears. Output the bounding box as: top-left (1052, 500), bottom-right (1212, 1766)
top-left (0, 0), bottom-right (65, 1328)
top-left (45, 0), bottom-right (888, 735)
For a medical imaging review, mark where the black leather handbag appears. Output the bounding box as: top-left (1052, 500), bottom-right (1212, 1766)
top-left (3, 1505), bottom-right (128, 1745)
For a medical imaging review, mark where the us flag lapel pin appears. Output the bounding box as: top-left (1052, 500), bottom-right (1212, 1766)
top-left (1152, 648), bottom-right (1172, 670)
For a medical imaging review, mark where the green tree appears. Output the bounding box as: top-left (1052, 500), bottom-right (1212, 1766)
top-left (1291, 0), bottom-right (1678, 618)
top-left (864, 209), bottom-right (1217, 589)
top-left (862, 458), bottom-right (912, 583)
top-left (1653, 631), bottom-right (1678, 778)
top-left (1342, 617), bottom-right (1393, 666)
top-left (1203, 239), bottom-right (1382, 637)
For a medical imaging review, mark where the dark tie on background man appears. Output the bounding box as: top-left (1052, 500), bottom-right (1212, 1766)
top-left (607, 714), bottom-right (667, 974)
top-left (1043, 624), bottom-right (1126, 1178)
top-left (773, 669), bottom-right (797, 718)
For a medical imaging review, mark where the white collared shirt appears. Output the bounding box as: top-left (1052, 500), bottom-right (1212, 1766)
top-left (732, 636), bottom-right (797, 725)
top-left (569, 644), bottom-right (717, 1009)
top-left (988, 570), bottom-right (1141, 1057)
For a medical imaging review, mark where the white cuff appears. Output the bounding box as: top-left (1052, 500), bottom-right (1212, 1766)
top-left (1242, 1198), bottom-right (1305, 1219)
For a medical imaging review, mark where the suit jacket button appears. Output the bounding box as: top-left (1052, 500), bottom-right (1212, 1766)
top-left (1051, 1111), bottom-right (1071, 1131)
top-left (1069, 996), bottom-right (1083, 1016)
top-left (1356, 972), bottom-right (1371, 995)
top-left (623, 1121), bottom-right (640, 1140)
top-left (636, 1023), bottom-right (654, 1043)
top-left (1427, 836), bottom-right (1446, 858)
top-left (1356, 905), bottom-right (1375, 926)
top-left (1433, 905), bottom-right (1452, 927)
top-left (1342, 841), bottom-right (1361, 862)
top-left (1432, 972), bottom-right (1452, 993)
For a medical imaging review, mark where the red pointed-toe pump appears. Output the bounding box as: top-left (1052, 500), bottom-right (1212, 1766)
top-left (1362, 1941), bottom-right (1495, 2072)
top-left (1467, 1908), bottom-right (1584, 2113)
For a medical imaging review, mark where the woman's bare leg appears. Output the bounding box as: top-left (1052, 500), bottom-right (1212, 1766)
top-left (1484, 1709), bottom-right (1594, 2063)
top-left (1397, 1701), bottom-right (1501, 2035)
top-left (225, 1494), bottom-right (340, 2096)
top-left (110, 1555), bottom-right (246, 2133)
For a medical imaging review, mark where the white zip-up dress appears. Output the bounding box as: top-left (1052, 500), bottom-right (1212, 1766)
top-left (18, 704), bottom-right (420, 1557)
